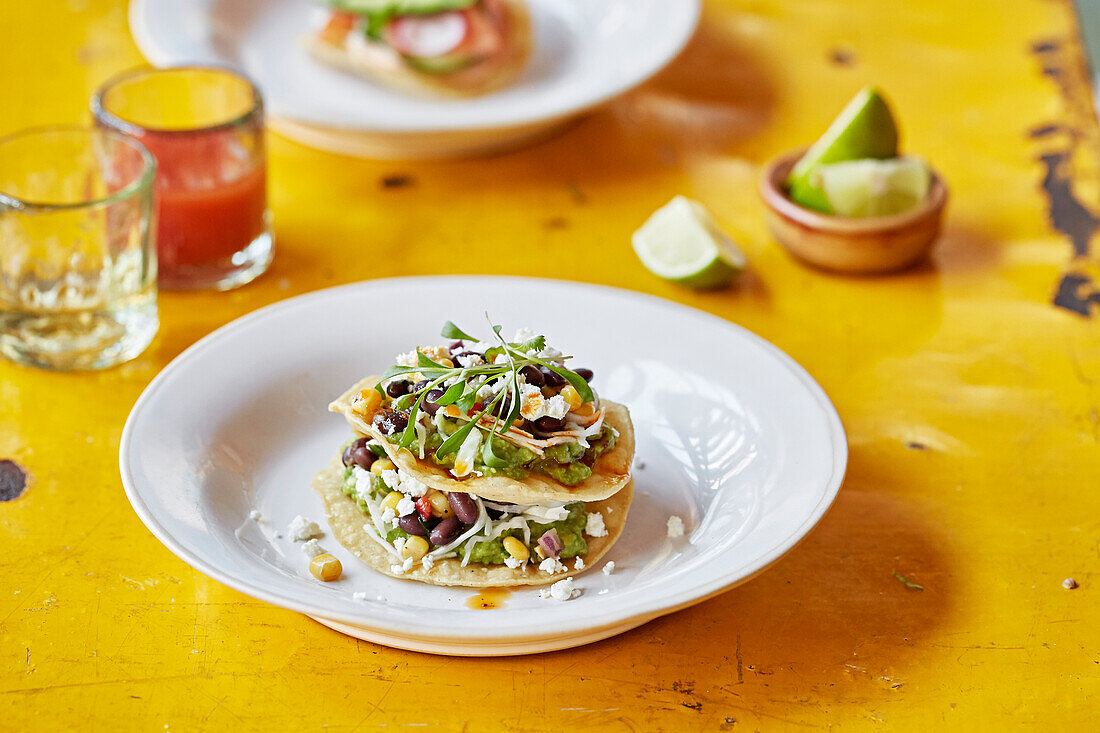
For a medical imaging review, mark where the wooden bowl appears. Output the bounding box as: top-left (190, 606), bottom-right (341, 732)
top-left (759, 149), bottom-right (948, 274)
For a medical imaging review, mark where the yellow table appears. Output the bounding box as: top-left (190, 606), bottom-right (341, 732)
top-left (2, 0), bottom-right (1098, 728)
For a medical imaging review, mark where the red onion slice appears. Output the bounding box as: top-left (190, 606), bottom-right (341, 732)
top-left (384, 11), bottom-right (469, 58)
top-left (537, 528), bottom-right (563, 558)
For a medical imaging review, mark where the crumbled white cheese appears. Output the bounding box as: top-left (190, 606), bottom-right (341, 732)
top-left (393, 537), bottom-right (407, 554)
top-left (602, 561), bottom-right (615, 575)
top-left (538, 346), bottom-right (563, 362)
top-left (396, 496), bottom-right (416, 517)
top-left (667, 515), bottom-right (685, 538)
top-left (574, 557), bottom-right (586, 571)
top-left (402, 557), bottom-right (414, 572)
top-left (492, 353), bottom-right (510, 364)
top-left (301, 539), bottom-right (326, 558)
top-left (395, 349), bottom-right (418, 367)
top-left (539, 557), bottom-right (567, 574)
top-left (504, 557), bottom-right (524, 569)
top-left (457, 353), bottom-right (485, 368)
top-left (390, 563), bottom-right (408, 575)
top-left (585, 512), bottom-right (608, 538)
top-left (422, 555), bottom-right (434, 572)
top-left (352, 592), bottom-right (369, 602)
top-left (545, 394), bottom-right (570, 420)
top-left (380, 507), bottom-right (396, 523)
top-left (288, 515), bottom-right (323, 542)
top-left (598, 589), bottom-right (609, 595)
top-left (519, 382), bottom-right (547, 420)
top-left (400, 474), bottom-right (428, 498)
top-left (513, 327), bottom-right (538, 344)
top-left (379, 469), bottom-right (401, 490)
top-left (543, 577), bottom-right (580, 601)
top-left (354, 466), bottom-right (375, 495)
top-left (248, 510), bottom-right (262, 521)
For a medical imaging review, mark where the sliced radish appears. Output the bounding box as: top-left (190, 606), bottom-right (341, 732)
top-left (384, 11), bottom-right (470, 58)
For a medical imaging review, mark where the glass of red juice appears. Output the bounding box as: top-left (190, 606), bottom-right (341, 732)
top-left (91, 66), bottom-right (272, 290)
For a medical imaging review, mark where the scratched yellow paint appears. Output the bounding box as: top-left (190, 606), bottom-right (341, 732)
top-left (1, 0), bottom-right (1098, 729)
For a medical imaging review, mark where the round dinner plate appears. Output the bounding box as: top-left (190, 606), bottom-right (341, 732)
top-left (128, 0), bottom-right (701, 158)
top-left (120, 277), bottom-right (846, 656)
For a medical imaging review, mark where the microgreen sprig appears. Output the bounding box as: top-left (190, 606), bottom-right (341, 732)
top-left (372, 316), bottom-right (592, 460)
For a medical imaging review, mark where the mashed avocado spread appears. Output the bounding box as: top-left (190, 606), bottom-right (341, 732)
top-left (341, 461), bottom-right (589, 565)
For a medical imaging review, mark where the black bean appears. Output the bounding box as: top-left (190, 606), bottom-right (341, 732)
top-left (520, 364), bottom-right (544, 386)
top-left (540, 366), bottom-right (567, 387)
top-left (422, 388), bottom-right (445, 416)
top-left (398, 513), bottom-right (427, 536)
top-left (386, 380), bottom-right (410, 398)
top-left (429, 515), bottom-right (462, 546)
top-left (343, 436), bottom-right (370, 466)
top-left (446, 492), bottom-right (479, 523)
top-left (413, 379), bottom-right (430, 393)
top-left (373, 410), bottom-right (409, 435)
top-left (351, 446), bottom-right (375, 470)
top-left (533, 416), bottom-right (566, 433)
top-left (574, 368), bottom-right (594, 382)
top-left (490, 396), bottom-right (514, 418)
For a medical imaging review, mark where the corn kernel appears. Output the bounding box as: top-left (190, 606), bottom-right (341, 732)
top-left (309, 553), bottom-right (342, 581)
top-left (502, 536), bottom-right (530, 562)
top-left (380, 491), bottom-right (403, 512)
top-left (402, 535), bottom-right (430, 562)
top-left (442, 405), bottom-right (462, 418)
top-left (426, 490), bottom-right (452, 517)
top-left (371, 458), bottom-right (396, 475)
top-left (353, 389), bottom-right (382, 414)
top-left (439, 357), bottom-right (454, 368)
top-left (572, 402), bottom-right (597, 419)
top-left (560, 385), bottom-right (583, 411)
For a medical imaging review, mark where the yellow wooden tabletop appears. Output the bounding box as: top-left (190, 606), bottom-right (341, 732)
top-left (3, 0), bottom-right (1099, 729)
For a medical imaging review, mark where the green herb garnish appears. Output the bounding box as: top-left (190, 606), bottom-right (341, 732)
top-left (372, 316), bottom-right (592, 461)
top-left (893, 572), bottom-right (924, 591)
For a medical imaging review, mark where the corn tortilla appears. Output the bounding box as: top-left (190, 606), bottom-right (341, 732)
top-left (303, 0), bottom-right (531, 98)
top-left (311, 455), bottom-right (633, 587)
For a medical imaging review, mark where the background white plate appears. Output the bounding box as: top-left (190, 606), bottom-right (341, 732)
top-left (120, 277), bottom-right (847, 655)
top-left (129, 0), bottom-right (701, 157)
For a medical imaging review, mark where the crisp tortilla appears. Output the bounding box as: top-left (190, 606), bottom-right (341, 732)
top-left (330, 376), bottom-right (635, 504)
top-left (303, 0), bottom-right (531, 98)
top-left (311, 455), bottom-right (633, 587)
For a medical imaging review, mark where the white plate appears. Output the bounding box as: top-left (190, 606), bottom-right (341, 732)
top-left (129, 0), bottom-right (701, 157)
top-left (120, 277), bottom-right (846, 656)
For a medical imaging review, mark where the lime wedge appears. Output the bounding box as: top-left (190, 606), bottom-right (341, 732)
top-left (787, 87), bottom-right (899, 213)
top-left (812, 156), bottom-right (930, 217)
top-left (632, 196), bottom-right (746, 289)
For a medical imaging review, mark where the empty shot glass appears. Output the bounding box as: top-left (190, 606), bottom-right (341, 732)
top-left (92, 66), bottom-right (273, 290)
top-left (0, 126), bottom-right (157, 371)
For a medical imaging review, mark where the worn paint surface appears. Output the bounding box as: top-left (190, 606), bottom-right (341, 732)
top-left (2, 0), bottom-right (1099, 729)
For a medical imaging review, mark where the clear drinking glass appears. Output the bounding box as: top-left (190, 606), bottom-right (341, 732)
top-left (92, 66), bottom-right (273, 291)
top-left (0, 126), bottom-right (157, 371)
